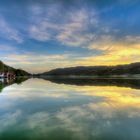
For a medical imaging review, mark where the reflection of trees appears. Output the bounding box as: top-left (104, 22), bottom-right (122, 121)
top-left (0, 84), bottom-right (4, 93)
top-left (15, 77), bottom-right (29, 85)
top-left (42, 77), bottom-right (140, 90)
top-left (0, 77), bottom-right (29, 93)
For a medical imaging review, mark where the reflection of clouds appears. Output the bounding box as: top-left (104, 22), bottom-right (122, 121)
top-left (1, 79), bottom-right (140, 112)
top-left (83, 87), bottom-right (140, 110)
top-left (74, 86), bottom-right (140, 118)
top-left (1, 79), bottom-right (72, 99)
top-left (0, 110), bottom-right (22, 133)
top-left (0, 104), bottom-right (139, 139)
top-left (56, 104), bottom-right (140, 139)
top-left (0, 79), bottom-right (140, 139)
top-left (27, 112), bottom-right (50, 129)
top-left (1, 79), bottom-right (140, 116)
top-left (56, 106), bottom-right (111, 137)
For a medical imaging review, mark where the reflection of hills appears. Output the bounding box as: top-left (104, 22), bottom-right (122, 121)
top-left (0, 77), bottom-right (29, 93)
top-left (42, 77), bottom-right (140, 90)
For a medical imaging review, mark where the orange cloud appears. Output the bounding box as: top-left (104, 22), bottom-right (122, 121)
top-left (77, 36), bottom-right (140, 66)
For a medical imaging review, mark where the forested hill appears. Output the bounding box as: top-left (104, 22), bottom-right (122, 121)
top-left (0, 60), bottom-right (30, 76)
top-left (40, 62), bottom-right (140, 76)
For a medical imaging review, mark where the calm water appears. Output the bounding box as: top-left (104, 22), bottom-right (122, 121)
top-left (0, 78), bottom-right (140, 140)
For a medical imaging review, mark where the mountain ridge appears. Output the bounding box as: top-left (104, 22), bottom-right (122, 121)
top-left (39, 62), bottom-right (140, 76)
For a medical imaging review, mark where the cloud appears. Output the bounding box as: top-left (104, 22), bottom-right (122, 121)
top-left (76, 35), bottom-right (140, 66)
top-left (1, 53), bottom-right (71, 73)
top-left (0, 16), bottom-right (23, 43)
top-left (1, 1), bottom-right (140, 72)
top-left (29, 25), bottom-right (51, 41)
top-left (28, 4), bottom-right (122, 52)
top-left (56, 9), bottom-right (97, 47)
top-left (2, 35), bottom-right (140, 73)
top-left (28, 3), bottom-right (63, 41)
top-left (29, 5), bottom-right (98, 47)
top-left (1, 35), bottom-right (140, 73)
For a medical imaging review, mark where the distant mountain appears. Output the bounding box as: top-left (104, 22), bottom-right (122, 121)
top-left (40, 62), bottom-right (140, 76)
top-left (0, 60), bottom-right (30, 76)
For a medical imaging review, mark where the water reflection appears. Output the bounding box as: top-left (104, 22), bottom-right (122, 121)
top-left (0, 78), bottom-right (139, 140)
top-left (43, 77), bottom-right (140, 89)
top-left (0, 77), bottom-right (29, 93)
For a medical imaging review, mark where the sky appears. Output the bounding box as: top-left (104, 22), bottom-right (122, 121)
top-left (0, 0), bottom-right (140, 73)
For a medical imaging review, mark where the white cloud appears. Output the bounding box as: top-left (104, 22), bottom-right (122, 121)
top-left (29, 6), bottom-right (97, 47)
top-left (56, 9), bottom-right (96, 47)
top-left (0, 16), bottom-right (23, 43)
top-left (29, 4), bottom-right (123, 52)
top-left (29, 25), bottom-right (51, 41)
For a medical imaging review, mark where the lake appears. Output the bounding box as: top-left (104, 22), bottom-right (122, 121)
top-left (0, 78), bottom-right (140, 140)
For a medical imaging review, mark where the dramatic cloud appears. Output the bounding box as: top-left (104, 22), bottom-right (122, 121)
top-left (77, 35), bottom-right (140, 66)
top-left (0, 0), bottom-right (140, 72)
top-left (29, 7), bottom-right (97, 47)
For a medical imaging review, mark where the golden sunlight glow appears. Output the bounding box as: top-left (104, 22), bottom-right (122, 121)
top-left (77, 42), bottom-right (140, 66)
top-left (75, 86), bottom-right (140, 111)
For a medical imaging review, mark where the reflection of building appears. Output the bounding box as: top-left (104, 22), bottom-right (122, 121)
top-left (0, 77), bottom-right (29, 93)
top-left (0, 78), bottom-right (4, 83)
top-left (0, 77), bottom-right (15, 93)
top-left (0, 73), bottom-right (4, 78)
top-left (0, 72), bottom-right (15, 79)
